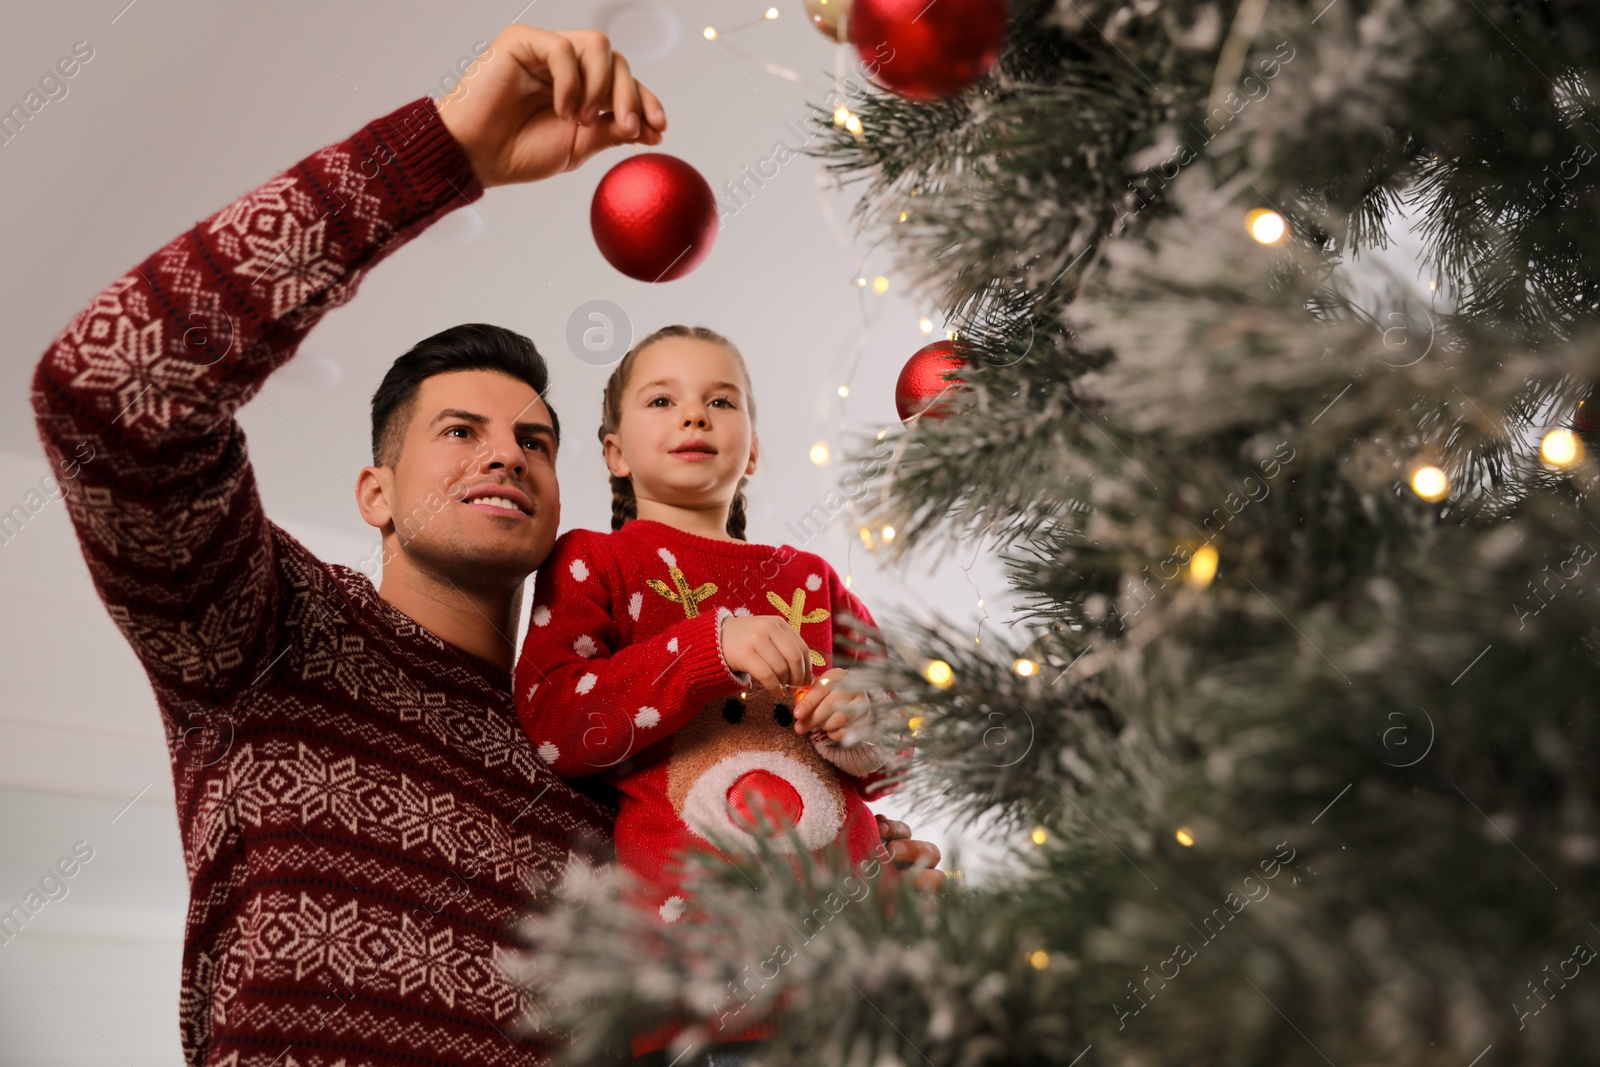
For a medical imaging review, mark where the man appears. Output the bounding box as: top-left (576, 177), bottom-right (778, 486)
top-left (30, 22), bottom-right (940, 1067)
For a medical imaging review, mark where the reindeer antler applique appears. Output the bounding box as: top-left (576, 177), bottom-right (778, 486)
top-left (765, 588), bottom-right (830, 666)
top-left (647, 548), bottom-right (718, 618)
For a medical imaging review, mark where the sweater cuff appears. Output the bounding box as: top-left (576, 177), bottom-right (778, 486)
top-left (364, 96), bottom-right (485, 229)
top-left (690, 612), bottom-right (750, 697)
top-left (812, 734), bottom-right (889, 777)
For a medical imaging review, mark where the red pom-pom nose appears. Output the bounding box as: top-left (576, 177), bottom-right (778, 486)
top-left (726, 770), bottom-right (804, 835)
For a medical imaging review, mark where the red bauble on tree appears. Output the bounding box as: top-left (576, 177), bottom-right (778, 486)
top-left (849, 0), bottom-right (1008, 101)
top-left (1574, 385), bottom-right (1600, 443)
top-left (590, 154), bottom-right (718, 282)
top-left (895, 340), bottom-right (970, 424)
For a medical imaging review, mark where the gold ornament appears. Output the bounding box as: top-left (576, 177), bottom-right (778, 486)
top-left (804, 0), bottom-right (853, 42)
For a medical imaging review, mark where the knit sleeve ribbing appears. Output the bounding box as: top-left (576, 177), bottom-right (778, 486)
top-left (29, 96), bottom-right (483, 705)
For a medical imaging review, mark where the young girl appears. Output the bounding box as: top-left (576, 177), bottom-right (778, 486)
top-left (513, 324), bottom-right (900, 1057)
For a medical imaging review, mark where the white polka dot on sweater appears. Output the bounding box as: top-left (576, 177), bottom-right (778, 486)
top-left (658, 547), bottom-right (677, 567)
top-left (537, 741), bottom-right (560, 763)
top-left (573, 635), bottom-right (598, 658)
top-left (532, 605), bottom-right (552, 627)
top-left (575, 673), bottom-right (597, 694)
top-left (666, 637), bottom-right (678, 653)
top-left (635, 706), bottom-right (661, 728)
top-left (806, 573), bottom-right (822, 591)
top-left (659, 895), bottom-right (686, 923)
top-left (570, 559), bottom-right (589, 581)
top-left (628, 592), bottom-right (642, 620)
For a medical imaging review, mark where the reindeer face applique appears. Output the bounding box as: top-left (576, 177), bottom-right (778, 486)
top-left (640, 551), bottom-right (846, 854)
top-left (666, 686), bottom-right (846, 855)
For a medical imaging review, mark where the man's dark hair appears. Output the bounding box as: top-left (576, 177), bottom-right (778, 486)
top-left (369, 323), bottom-right (561, 468)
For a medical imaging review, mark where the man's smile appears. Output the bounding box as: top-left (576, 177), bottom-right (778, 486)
top-left (459, 482), bottom-right (534, 516)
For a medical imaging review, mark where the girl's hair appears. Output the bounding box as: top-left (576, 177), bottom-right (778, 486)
top-left (599, 324), bottom-right (756, 540)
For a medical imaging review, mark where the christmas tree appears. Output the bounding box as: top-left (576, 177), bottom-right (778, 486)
top-left (509, 0), bottom-right (1600, 1063)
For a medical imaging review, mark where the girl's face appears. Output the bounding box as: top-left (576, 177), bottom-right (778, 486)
top-left (603, 337), bottom-right (758, 511)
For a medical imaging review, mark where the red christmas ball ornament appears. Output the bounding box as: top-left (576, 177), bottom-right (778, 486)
top-left (896, 340), bottom-right (969, 424)
top-left (590, 153), bottom-right (718, 282)
top-left (1575, 386), bottom-right (1600, 443)
top-left (849, 0), bottom-right (1008, 102)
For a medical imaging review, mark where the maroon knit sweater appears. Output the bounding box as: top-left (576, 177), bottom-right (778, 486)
top-left (30, 96), bottom-right (617, 1067)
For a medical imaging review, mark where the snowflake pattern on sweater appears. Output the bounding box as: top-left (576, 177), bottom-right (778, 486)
top-left (514, 520), bottom-right (898, 918)
top-left (30, 96), bottom-right (616, 1067)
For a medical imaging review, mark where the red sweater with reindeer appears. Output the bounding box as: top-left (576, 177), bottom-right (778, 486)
top-left (514, 519), bottom-right (899, 1051)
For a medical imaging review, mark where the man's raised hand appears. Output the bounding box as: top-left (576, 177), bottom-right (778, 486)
top-left (436, 24), bottom-right (666, 188)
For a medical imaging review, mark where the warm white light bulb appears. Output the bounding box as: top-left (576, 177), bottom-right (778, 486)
top-left (1541, 428), bottom-right (1582, 468)
top-left (1246, 208), bottom-right (1287, 245)
top-left (1411, 465), bottom-right (1449, 502)
top-left (810, 441), bottom-right (830, 466)
top-left (703, 26), bottom-right (718, 40)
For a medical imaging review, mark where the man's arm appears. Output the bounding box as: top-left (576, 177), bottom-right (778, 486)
top-left (31, 97), bottom-right (484, 703)
top-left (31, 25), bottom-right (665, 707)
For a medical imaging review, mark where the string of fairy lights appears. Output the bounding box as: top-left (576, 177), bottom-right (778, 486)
top-left (906, 209), bottom-right (1587, 677)
top-left (686, 17), bottom-right (1594, 860)
top-left (902, 205), bottom-right (1588, 860)
top-left (1246, 207), bottom-right (1590, 498)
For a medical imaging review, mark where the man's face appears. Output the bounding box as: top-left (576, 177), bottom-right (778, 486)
top-left (358, 369), bottom-right (560, 588)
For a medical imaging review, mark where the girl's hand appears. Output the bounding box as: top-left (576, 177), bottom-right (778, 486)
top-left (791, 667), bottom-right (871, 740)
top-left (720, 616), bottom-right (814, 697)
top-left (436, 24), bottom-right (666, 189)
